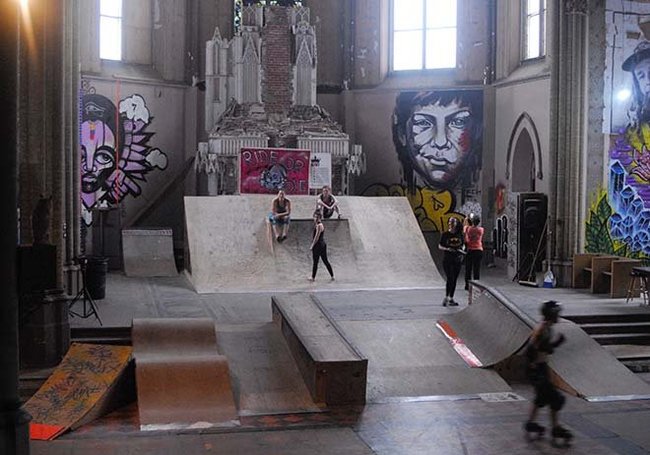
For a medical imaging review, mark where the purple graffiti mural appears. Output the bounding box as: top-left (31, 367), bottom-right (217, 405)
top-left (602, 40), bottom-right (650, 258)
top-left (80, 93), bottom-right (168, 225)
top-left (392, 90), bottom-right (483, 192)
top-left (609, 142), bottom-right (650, 256)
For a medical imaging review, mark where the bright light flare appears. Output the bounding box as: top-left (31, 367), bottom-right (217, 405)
top-left (616, 89), bottom-right (632, 102)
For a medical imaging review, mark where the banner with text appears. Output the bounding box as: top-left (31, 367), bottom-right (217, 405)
top-left (309, 152), bottom-right (332, 189)
top-left (240, 147), bottom-right (310, 194)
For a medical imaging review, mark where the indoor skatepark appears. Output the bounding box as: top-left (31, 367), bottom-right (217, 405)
top-left (26, 195), bottom-right (650, 454)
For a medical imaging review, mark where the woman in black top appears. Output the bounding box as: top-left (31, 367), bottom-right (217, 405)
top-left (438, 217), bottom-right (465, 306)
top-left (309, 211), bottom-right (334, 281)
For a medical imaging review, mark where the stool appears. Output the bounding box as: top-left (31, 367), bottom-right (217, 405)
top-left (626, 269), bottom-right (649, 306)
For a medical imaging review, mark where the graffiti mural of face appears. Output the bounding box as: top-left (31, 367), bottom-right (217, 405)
top-left (81, 120), bottom-right (116, 194)
top-left (634, 57), bottom-right (650, 99)
top-left (406, 99), bottom-right (472, 187)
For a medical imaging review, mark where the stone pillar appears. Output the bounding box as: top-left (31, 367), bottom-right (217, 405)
top-left (548, 0), bottom-right (588, 286)
top-left (18, 0), bottom-right (67, 289)
top-left (64, 0), bottom-right (81, 292)
top-left (0, 2), bottom-right (31, 454)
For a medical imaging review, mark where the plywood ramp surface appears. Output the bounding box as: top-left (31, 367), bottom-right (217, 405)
top-left (25, 343), bottom-right (132, 440)
top-left (216, 323), bottom-right (321, 415)
top-left (122, 228), bottom-right (178, 277)
top-left (338, 319), bottom-right (511, 401)
top-left (438, 291), bottom-right (531, 367)
top-left (549, 321), bottom-right (650, 401)
top-left (132, 318), bottom-right (238, 430)
top-left (184, 195), bottom-right (443, 293)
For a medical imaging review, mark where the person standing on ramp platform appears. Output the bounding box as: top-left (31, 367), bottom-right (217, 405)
top-left (309, 211), bottom-right (334, 282)
top-left (438, 217), bottom-right (465, 306)
top-left (463, 213), bottom-right (484, 290)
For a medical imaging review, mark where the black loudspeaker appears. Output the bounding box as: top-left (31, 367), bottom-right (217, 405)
top-left (17, 244), bottom-right (57, 294)
top-left (517, 193), bottom-right (547, 277)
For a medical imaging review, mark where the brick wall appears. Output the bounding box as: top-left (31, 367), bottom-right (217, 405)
top-left (262, 6), bottom-right (293, 115)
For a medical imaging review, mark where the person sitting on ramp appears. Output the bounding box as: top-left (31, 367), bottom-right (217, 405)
top-left (524, 300), bottom-right (572, 446)
top-left (316, 185), bottom-right (341, 219)
top-left (309, 211), bottom-right (335, 282)
top-left (268, 190), bottom-right (291, 242)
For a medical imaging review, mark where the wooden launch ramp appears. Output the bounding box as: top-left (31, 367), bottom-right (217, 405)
top-left (132, 318), bottom-right (238, 430)
top-left (24, 343), bottom-right (133, 440)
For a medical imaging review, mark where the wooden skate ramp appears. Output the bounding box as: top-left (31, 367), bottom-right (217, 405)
top-left (25, 343), bottom-right (133, 440)
top-left (440, 285), bottom-right (650, 401)
top-left (437, 291), bottom-right (531, 367)
top-left (184, 195), bottom-right (444, 293)
top-left (122, 228), bottom-right (178, 277)
top-left (548, 321), bottom-right (650, 401)
top-left (132, 318), bottom-right (238, 430)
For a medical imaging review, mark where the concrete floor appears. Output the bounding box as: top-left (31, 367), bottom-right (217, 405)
top-left (33, 265), bottom-right (650, 454)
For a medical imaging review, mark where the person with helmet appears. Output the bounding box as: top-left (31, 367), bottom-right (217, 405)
top-left (463, 213), bottom-right (484, 290)
top-left (523, 301), bottom-right (572, 445)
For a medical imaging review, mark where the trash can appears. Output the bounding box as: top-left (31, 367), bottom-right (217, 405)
top-left (86, 256), bottom-right (108, 300)
top-left (19, 289), bottom-right (70, 368)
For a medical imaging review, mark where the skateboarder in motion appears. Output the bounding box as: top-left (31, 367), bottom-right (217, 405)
top-left (309, 211), bottom-right (334, 282)
top-left (524, 300), bottom-right (573, 446)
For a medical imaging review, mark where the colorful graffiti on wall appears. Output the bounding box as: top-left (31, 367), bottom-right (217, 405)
top-left (594, 26), bottom-right (650, 260)
top-left (362, 89), bottom-right (483, 232)
top-left (80, 90), bottom-right (168, 225)
top-left (362, 184), bottom-right (462, 232)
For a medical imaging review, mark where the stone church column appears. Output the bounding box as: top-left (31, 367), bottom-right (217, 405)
top-left (0, 3), bottom-right (31, 454)
top-left (548, 0), bottom-right (588, 286)
top-left (18, 0), bottom-right (70, 288)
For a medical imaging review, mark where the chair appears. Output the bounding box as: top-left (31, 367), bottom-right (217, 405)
top-left (626, 268), bottom-right (649, 306)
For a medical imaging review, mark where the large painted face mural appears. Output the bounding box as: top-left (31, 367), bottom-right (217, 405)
top-left (80, 92), bottom-right (168, 225)
top-left (363, 90), bottom-right (483, 233)
top-left (393, 90), bottom-right (482, 191)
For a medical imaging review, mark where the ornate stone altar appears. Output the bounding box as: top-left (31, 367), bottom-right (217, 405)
top-left (195, 3), bottom-right (364, 195)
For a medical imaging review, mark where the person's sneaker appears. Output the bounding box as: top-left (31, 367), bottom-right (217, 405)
top-left (330, 276), bottom-right (335, 281)
top-left (308, 277), bottom-right (315, 282)
top-left (276, 236), bottom-right (281, 242)
top-left (448, 299), bottom-right (459, 306)
top-left (442, 296), bottom-right (449, 306)
top-left (338, 214), bottom-right (342, 219)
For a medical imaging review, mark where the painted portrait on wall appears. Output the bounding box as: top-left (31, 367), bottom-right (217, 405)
top-left (363, 89), bottom-right (483, 233)
top-left (392, 90), bottom-right (483, 192)
top-left (603, 1), bottom-right (650, 133)
top-left (80, 91), bottom-right (168, 225)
